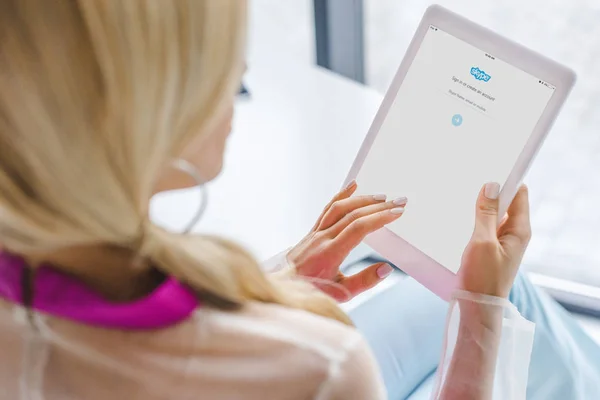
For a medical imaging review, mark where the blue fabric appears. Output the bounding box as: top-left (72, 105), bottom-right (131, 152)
top-left (349, 273), bottom-right (600, 400)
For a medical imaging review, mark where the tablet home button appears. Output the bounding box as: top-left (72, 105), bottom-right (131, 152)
top-left (451, 114), bottom-right (463, 127)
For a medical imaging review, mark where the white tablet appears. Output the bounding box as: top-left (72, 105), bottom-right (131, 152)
top-left (345, 5), bottom-right (575, 300)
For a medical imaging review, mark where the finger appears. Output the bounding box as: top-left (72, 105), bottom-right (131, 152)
top-left (499, 185), bottom-right (531, 246)
top-left (318, 192), bottom-right (396, 231)
top-left (311, 180), bottom-right (358, 231)
top-left (326, 196), bottom-right (408, 237)
top-left (303, 272), bottom-right (352, 302)
top-left (473, 182), bottom-right (501, 239)
top-left (332, 207), bottom-right (405, 254)
top-left (338, 263), bottom-right (394, 299)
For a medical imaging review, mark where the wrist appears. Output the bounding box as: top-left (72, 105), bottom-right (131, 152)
top-left (458, 278), bottom-right (510, 299)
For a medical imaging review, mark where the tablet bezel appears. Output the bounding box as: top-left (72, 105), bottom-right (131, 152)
top-left (344, 5), bottom-right (576, 301)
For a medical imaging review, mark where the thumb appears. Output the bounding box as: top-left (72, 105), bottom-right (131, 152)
top-left (339, 262), bottom-right (394, 300)
top-left (474, 182), bottom-right (501, 238)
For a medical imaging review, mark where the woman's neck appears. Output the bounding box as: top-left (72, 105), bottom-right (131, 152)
top-left (23, 245), bottom-right (164, 302)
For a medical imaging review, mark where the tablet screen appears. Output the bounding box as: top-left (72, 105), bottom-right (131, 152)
top-left (356, 25), bottom-right (556, 273)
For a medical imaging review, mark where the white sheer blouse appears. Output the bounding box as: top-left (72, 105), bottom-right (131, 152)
top-left (0, 255), bottom-right (534, 399)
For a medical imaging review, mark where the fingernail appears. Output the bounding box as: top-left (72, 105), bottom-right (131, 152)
top-left (345, 179), bottom-right (356, 189)
top-left (484, 182), bottom-right (500, 200)
top-left (377, 264), bottom-right (394, 279)
top-left (390, 207), bottom-right (405, 214)
top-left (373, 194), bottom-right (387, 201)
top-left (392, 196), bottom-right (408, 206)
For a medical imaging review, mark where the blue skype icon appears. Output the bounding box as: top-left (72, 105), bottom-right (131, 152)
top-left (451, 114), bottom-right (463, 127)
top-left (470, 67), bottom-right (491, 82)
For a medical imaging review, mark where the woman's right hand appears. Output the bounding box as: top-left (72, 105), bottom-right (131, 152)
top-left (458, 183), bottom-right (532, 298)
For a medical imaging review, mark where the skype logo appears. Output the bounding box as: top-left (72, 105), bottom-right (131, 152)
top-left (470, 67), bottom-right (491, 82)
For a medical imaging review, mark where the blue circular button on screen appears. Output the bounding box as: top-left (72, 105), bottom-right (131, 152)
top-left (451, 114), bottom-right (463, 127)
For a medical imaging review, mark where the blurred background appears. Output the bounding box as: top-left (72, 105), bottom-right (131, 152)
top-left (246, 0), bottom-right (600, 314)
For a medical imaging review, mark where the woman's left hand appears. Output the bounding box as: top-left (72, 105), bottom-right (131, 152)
top-left (287, 180), bottom-right (407, 302)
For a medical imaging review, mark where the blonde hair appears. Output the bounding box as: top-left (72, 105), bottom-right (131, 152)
top-left (0, 1), bottom-right (351, 324)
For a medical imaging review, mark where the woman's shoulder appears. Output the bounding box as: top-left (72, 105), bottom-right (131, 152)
top-left (186, 302), bottom-right (384, 398)
top-left (184, 302), bottom-right (384, 398)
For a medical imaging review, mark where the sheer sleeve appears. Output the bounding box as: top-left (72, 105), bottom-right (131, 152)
top-left (261, 248), bottom-right (292, 273)
top-left (431, 290), bottom-right (535, 400)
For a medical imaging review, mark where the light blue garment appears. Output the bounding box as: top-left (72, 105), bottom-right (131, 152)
top-left (349, 273), bottom-right (600, 400)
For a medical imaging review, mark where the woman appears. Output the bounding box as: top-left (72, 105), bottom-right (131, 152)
top-left (0, 1), bottom-right (556, 398)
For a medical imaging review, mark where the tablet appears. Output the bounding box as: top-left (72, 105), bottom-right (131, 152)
top-left (345, 5), bottom-right (575, 300)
